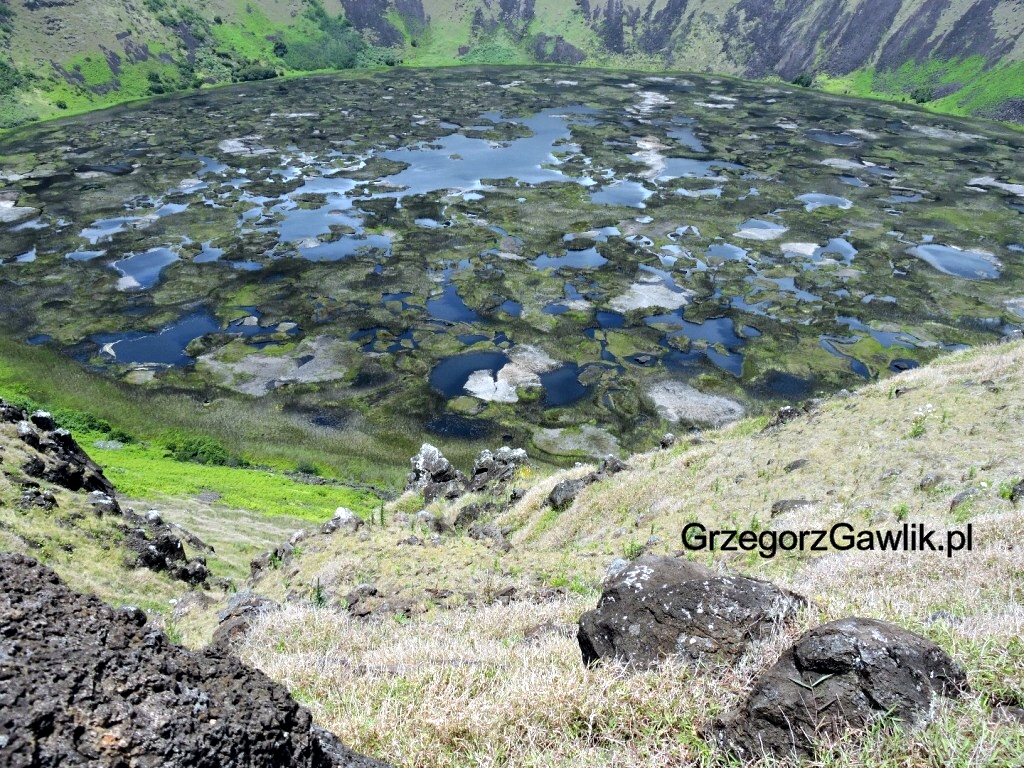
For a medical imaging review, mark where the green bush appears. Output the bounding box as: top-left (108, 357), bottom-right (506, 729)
top-left (791, 72), bottom-right (814, 88)
top-left (236, 63), bottom-right (278, 82)
top-left (163, 432), bottom-right (229, 465)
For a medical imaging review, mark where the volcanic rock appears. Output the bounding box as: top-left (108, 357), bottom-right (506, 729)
top-left (705, 617), bottom-right (969, 759)
top-left (578, 555), bottom-right (805, 668)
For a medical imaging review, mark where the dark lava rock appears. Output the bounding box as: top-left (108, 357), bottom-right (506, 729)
top-left (784, 458), bottom-right (808, 473)
top-left (1, 399), bottom-right (114, 495)
top-left (0, 553), bottom-right (390, 768)
top-left (467, 446), bottom-right (529, 492)
top-left (763, 400), bottom-right (820, 431)
top-left (949, 488), bottom-right (979, 513)
top-left (770, 499), bottom-right (815, 517)
top-left (211, 591), bottom-right (280, 649)
top-left (122, 508), bottom-right (210, 587)
top-left (578, 555), bottom-right (805, 668)
top-left (919, 472), bottom-right (944, 491)
top-left (1010, 480), bottom-right (1024, 505)
top-left (705, 617), bottom-right (968, 759)
top-left (454, 502), bottom-right (484, 529)
top-left (548, 478), bottom-right (587, 510)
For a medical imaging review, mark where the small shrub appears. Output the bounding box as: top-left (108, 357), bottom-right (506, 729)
top-left (911, 87), bottom-right (935, 104)
top-left (622, 539), bottom-right (645, 561)
top-left (792, 72), bottom-right (814, 88)
top-left (55, 99), bottom-right (68, 110)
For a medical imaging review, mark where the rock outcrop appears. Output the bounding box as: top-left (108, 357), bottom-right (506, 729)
top-left (0, 553), bottom-right (390, 768)
top-left (705, 617), bottom-right (969, 759)
top-left (578, 555), bottom-right (805, 668)
top-left (406, 443), bottom-right (530, 503)
top-left (1, 403), bottom-right (114, 495)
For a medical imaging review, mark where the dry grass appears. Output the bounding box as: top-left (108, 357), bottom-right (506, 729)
top-left (236, 341), bottom-right (1024, 767)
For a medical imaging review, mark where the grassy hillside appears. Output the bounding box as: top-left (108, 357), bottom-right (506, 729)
top-left (3, 316), bottom-right (1023, 762)
top-left (230, 338), bottom-right (1024, 765)
top-left (1, 0), bottom-right (1022, 129)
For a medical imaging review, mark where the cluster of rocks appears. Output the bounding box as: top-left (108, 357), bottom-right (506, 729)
top-left (578, 555), bottom-right (968, 759)
top-left (0, 553), bottom-right (389, 767)
top-left (2, 404), bottom-right (114, 495)
top-left (405, 443), bottom-right (529, 503)
top-left (1, 398), bottom-right (210, 585)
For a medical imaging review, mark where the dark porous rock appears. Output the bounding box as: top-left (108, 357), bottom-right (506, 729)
top-left (597, 454), bottom-right (630, 476)
top-left (468, 446), bottom-right (529, 492)
top-left (121, 507), bottom-right (211, 586)
top-left (454, 502), bottom-right (483, 529)
top-left (770, 499), bottom-right (814, 517)
top-left (705, 617), bottom-right (968, 759)
top-left (1010, 479), bottom-right (1024, 505)
top-left (250, 542), bottom-right (293, 582)
top-left (919, 473), bottom-right (943, 491)
top-left (416, 510), bottom-right (455, 536)
top-left (784, 458), bottom-right (808, 473)
top-left (949, 488), bottom-right (979, 513)
top-left (87, 490), bottom-right (121, 516)
top-left (468, 522), bottom-right (512, 553)
top-left (30, 410), bottom-right (57, 431)
top-left (211, 591), bottom-right (280, 649)
top-left (18, 487), bottom-right (58, 510)
top-left (406, 443), bottom-right (466, 496)
top-left (423, 479), bottom-right (465, 504)
top-left (548, 478), bottom-right (587, 510)
top-left (763, 400), bottom-right (820, 431)
top-left (0, 398), bottom-right (115, 497)
top-left (660, 432), bottom-right (677, 449)
top-left (578, 555), bottom-right (805, 668)
top-left (0, 553), bottom-right (390, 768)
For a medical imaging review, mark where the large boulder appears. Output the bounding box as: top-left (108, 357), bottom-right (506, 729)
top-left (0, 553), bottom-right (390, 768)
top-left (705, 617), bottom-right (969, 759)
top-left (578, 555), bottom-right (805, 668)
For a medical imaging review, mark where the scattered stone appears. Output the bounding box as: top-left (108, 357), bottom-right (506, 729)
top-left (0, 553), bottom-right (388, 767)
top-left (416, 510), bottom-right (454, 536)
top-left (468, 523), bottom-right (512, 553)
top-left (321, 507), bottom-right (364, 535)
top-left (784, 458), bottom-right (808, 472)
top-left (660, 432), bottom-right (677, 449)
top-left (578, 555), bottom-right (805, 668)
top-left (548, 478), bottom-right (587, 510)
top-left (454, 503), bottom-right (484, 529)
top-left (763, 401), bottom-right (819, 431)
top-left (705, 617), bottom-right (968, 759)
top-left (1010, 480), bottom-right (1024, 505)
top-left (949, 488), bottom-right (979, 513)
top-left (770, 499), bottom-right (814, 517)
top-left (919, 473), bottom-right (943, 491)
top-left (212, 592), bottom-right (279, 649)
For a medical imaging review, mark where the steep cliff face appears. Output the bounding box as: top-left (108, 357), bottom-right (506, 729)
top-left (0, 0), bottom-right (1022, 127)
